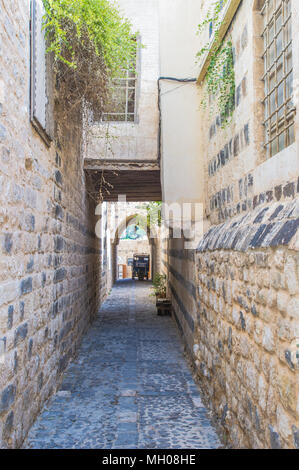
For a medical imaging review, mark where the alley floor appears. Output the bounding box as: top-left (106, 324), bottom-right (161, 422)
top-left (25, 280), bottom-right (220, 449)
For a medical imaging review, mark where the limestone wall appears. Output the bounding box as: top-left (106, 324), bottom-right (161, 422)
top-left (0, 1), bottom-right (106, 448)
top-left (161, 0), bottom-right (299, 449)
top-left (194, 198), bottom-right (299, 448)
top-left (197, 0), bottom-right (299, 224)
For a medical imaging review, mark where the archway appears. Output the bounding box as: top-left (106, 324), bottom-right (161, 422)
top-left (111, 213), bottom-right (161, 283)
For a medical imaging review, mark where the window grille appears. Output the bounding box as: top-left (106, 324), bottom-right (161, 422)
top-left (102, 45), bottom-right (138, 123)
top-left (261, 0), bottom-right (295, 157)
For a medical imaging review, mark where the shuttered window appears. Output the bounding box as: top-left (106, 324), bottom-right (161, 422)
top-left (30, 0), bottom-right (53, 145)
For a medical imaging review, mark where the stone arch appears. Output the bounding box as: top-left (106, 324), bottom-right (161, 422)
top-left (111, 213), bottom-right (160, 283)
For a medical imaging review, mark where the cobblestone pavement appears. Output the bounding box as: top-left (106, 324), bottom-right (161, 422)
top-left (25, 280), bottom-right (221, 449)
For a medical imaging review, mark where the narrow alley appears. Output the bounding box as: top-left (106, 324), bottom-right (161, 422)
top-left (1, 0), bottom-right (298, 451)
top-left (24, 281), bottom-right (220, 449)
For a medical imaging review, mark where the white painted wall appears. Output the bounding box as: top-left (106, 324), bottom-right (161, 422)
top-left (158, 0), bottom-right (204, 208)
top-left (87, 0), bottom-right (160, 162)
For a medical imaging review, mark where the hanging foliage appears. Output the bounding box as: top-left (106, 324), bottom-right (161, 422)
top-left (196, 0), bottom-right (235, 125)
top-left (42, 0), bottom-right (137, 118)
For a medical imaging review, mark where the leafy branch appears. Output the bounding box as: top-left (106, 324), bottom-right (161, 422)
top-left (42, 0), bottom-right (137, 118)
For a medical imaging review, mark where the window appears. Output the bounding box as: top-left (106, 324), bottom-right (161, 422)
top-left (30, 0), bottom-right (53, 145)
top-left (261, 0), bottom-right (295, 157)
top-left (102, 42), bottom-right (138, 123)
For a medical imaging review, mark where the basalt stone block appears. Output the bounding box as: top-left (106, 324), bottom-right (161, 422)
top-left (20, 277), bottom-right (32, 295)
top-left (269, 204), bottom-right (284, 221)
top-left (38, 372), bottom-right (44, 391)
top-left (283, 349), bottom-right (294, 370)
top-left (55, 236), bottom-right (64, 252)
top-left (41, 272), bottom-right (46, 287)
top-left (233, 135), bottom-right (240, 156)
top-left (269, 426), bottom-right (281, 449)
top-left (14, 323), bottom-right (28, 346)
top-left (54, 268), bottom-right (67, 283)
top-left (249, 223), bottom-right (273, 248)
top-left (283, 182), bottom-right (295, 199)
top-left (55, 204), bottom-right (64, 221)
top-left (293, 426), bottom-right (299, 449)
top-left (58, 354), bottom-right (70, 374)
top-left (221, 403), bottom-right (228, 425)
top-left (275, 185), bottom-right (282, 201)
top-left (271, 219), bottom-right (299, 247)
top-left (55, 170), bottom-right (63, 186)
top-left (19, 301), bottom-right (25, 320)
top-left (28, 338), bottom-right (33, 359)
top-left (0, 384), bottom-right (16, 414)
top-left (0, 123), bottom-right (7, 141)
top-left (7, 305), bottom-right (13, 329)
top-left (3, 233), bottom-right (13, 253)
top-left (13, 351), bottom-right (18, 373)
top-left (3, 411), bottom-right (14, 439)
top-left (26, 257), bottom-right (34, 273)
top-left (251, 304), bottom-right (257, 316)
top-left (0, 337), bottom-right (6, 356)
top-left (228, 327), bottom-right (232, 351)
top-left (240, 312), bottom-right (246, 331)
top-left (253, 207), bottom-right (269, 224)
top-left (253, 195), bottom-right (259, 209)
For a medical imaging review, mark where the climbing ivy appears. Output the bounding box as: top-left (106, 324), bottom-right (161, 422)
top-left (196, 0), bottom-right (235, 125)
top-left (42, 0), bottom-right (137, 117)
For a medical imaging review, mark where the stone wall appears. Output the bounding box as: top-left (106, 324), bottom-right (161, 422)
top-left (161, 237), bottom-right (197, 354)
top-left (194, 199), bottom-right (299, 448)
top-left (162, 0), bottom-right (299, 449)
top-left (0, 0), bottom-right (105, 448)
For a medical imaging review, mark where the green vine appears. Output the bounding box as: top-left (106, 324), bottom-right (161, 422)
top-left (196, 0), bottom-right (235, 126)
top-left (42, 0), bottom-right (137, 117)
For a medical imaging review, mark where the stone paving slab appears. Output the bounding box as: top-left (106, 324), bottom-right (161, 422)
top-left (25, 280), bottom-right (221, 449)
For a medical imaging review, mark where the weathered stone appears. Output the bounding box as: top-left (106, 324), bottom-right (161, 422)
top-left (3, 233), bottom-right (13, 254)
top-left (277, 373), bottom-right (296, 413)
top-left (7, 305), bottom-right (14, 330)
top-left (276, 403), bottom-right (292, 440)
top-left (0, 385), bottom-right (16, 414)
top-left (262, 326), bottom-right (275, 353)
top-left (292, 426), bottom-right (299, 449)
top-left (287, 298), bottom-right (299, 320)
top-left (277, 291), bottom-right (288, 313)
top-left (269, 425), bottom-right (281, 449)
top-left (20, 277), bottom-right (32, 295)
top-left (3, 411), bottom-right (14, 439)
top-left (284, 256), bottom-right (299, 295)
top-left (54, 268), bottom-right (67, 283)
top-left (14, 323), bottom-right (28, 347)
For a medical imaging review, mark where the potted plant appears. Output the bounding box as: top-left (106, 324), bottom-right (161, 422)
top-left (151, 273), bottom-right (167, 299)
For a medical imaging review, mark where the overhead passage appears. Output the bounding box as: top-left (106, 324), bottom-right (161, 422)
top-left (84, 159), bottom-right (162, 202)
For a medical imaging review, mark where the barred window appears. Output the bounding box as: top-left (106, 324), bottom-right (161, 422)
top-left (102, 44), bottom-right (138, 123)
top-left (261, 0), bottom-right (295, 157)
